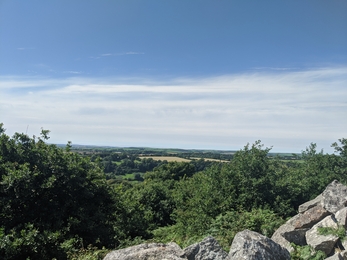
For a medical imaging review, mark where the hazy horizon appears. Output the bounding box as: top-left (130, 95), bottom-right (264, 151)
top-left (1, 1), bottom-right (346, 153)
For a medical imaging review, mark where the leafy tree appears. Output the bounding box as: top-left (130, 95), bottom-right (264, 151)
top-left (332, 138), bottom-right (347, 177)
top-left (208, 209), bottom-right (285, 250)
top-left (144, 161), bottom-right (195, 181)
top-left (0, 125), bottom-right (125, 259)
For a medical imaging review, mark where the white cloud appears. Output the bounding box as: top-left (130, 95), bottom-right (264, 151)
top-left (1, 66), bottom-right (346, 152)
top-left (63, 71), bottom-right (83, 74)
top-left (91, 52), bottom-right (144, 59)
top-left (17, 47), bottom-right (35, 51)
top-left (125, 52), bottom-right (144, 55)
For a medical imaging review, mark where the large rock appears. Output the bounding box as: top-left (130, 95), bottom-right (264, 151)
top-left (271, 223), bottom-right (295, 253)
top-left (305, 215), bottom-right (340, 256)
top-left (293, 205), bottom-right (330, 229)
top-left (325, 253), bottom-right (345, 260)
top-left (103, 242), bottom-right (187, 260)
top-left (228, 230), bottom-right (290, 260)
top-left (299, 194), bottom-right (323, 213)
top-left (335, 207), bottom-right (347, 228)
top-left (340, 250), bottom-right (347, 259)
top-left (184, 236), bottom-right (228, 260)
top-left (271, 223), bottom-right (308, 253)
top-left (322, 180), bottom-right (347, 214)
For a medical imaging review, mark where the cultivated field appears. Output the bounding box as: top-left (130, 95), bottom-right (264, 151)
top-left (139, 156), bottom-right (191, 162)
top-left (190, 157), bottom-right (229, 162)
top-left (139, 156), bottom-right (230, 163)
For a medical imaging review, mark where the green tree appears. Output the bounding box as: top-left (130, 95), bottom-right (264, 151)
top-left (332, 138), bottom-right (347, 177)
top-left (144, 161), bottom-right (195, 181)
top-left (0, 126), bottom-right (125, 259)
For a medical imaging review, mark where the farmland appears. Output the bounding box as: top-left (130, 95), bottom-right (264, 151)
top-left (139, 156), bottom-right (191, 162)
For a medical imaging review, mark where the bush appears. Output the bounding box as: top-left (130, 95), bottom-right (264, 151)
top-left (208, 208), bottom-right (285, 250)
top-left (0, 125), bottom-right (125, 259)
top-left (290, 244), bottom-right (326, 260)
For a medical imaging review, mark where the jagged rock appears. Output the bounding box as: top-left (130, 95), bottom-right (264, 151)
top-left (228, 229), bottom-right (290, 260)
top-left (340, 239), bottom-right (347, 251)
top-left (184, 236), bottom-right (228, 260)
top-left (271, 221), bottom-right (308, 253)
top-left (293, 205), bottom-right (330, 229)
top-left (271, 223), bottom-right (295, 253)
top-left (102, 181), bottom-right (347, 260)
top-left (103, 242), bottom-right (187, 260)
top-left (335, 208), bottom-right (347, 228)
top-left (299, 194), bottom-right (323, 213)
top-left (282, 228), bottom-right (308, 246)
top-left (325, 253), bottom-right (345, 260)
top-left (340, 250), bottom-right (347, 259)
top-left (305, 215), bottom-right (340, 255)
top-left (322, 180), bottom-right (347, 214)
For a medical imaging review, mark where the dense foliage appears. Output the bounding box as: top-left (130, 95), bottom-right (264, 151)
top-left (0, 123), bottom-right (346, 259)
top-left (0, 124), bottom-right (125, 259)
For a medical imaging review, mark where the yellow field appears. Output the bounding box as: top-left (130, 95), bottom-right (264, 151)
top-left (191, 157), bottom-right (229, 162)
top-left (139, 156), bottom-right (191, 162)
top-left (139, 156), bottom-right (229, 163)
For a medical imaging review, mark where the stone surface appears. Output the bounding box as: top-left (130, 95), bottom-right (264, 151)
top-left (299, 194), bottom-right (323, 213)
top-left (184, 236), bottom-right (228, 260)
top-left (228, 229), bottom-right (290, 260)
top-left (325, 253), bottom-right (345, 260)
top-left (271, 223), bottom-right (295, 253)
top-left (282, 228), bottom-right (308, 246)
top-left (293, 205), bottom-right (330, 229)
top-left (305, 215), bottom-right (340, 255)
top-left (341, 239), bottom-right (347, 251)
top-left (103, 181), bottom-right (347, 260)
top-left (335, 208), bottom-right (347, 228)
top-left (340, 250), bottom-right (347, 259)
top-left (103, 242), bottom-right (187, 260)
top-left (322, 180), bottom-right (347, 214)
top-left (271, 220), bottom-right (308, 253)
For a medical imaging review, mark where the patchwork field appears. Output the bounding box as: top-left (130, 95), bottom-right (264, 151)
top-left (139, 156), bottom-right (191, 162)
top-left (190, 157), bottom-right (230, 162)
top-left (139, 156), bottom-right (230, 163)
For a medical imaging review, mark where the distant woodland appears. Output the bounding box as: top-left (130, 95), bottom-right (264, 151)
top-left (0, 123), bottom-right (346, 259)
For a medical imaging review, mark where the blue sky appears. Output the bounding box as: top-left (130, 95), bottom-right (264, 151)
top-left (1, 1), bottom-right (346, 152)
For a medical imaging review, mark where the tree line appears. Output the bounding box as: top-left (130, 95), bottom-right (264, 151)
top-left (0, 123), bottom-right (346, 259)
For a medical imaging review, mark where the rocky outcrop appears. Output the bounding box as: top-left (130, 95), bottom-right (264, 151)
top-left (104, 180), bottom-right (347, 260)
top-left (325, 253), bottom-right (345, 260)
top-left (299, 194), bottom-right (323, 213)
top-left (270, 216), bottom-right (308, 253)
top-left (305, 215), bottom-right (340, 255)
top-left (322, 180), bottom-right (347, 214)
top-left (272, 180), bottom-right (347, 259)
top-left (103, 242), bottom-right (186, 260)
top-left (335, 207), bottom-right (347, 227)
top-left (228, 229), bottom-right (290, 260)
top-left (184, 236), bottom-right (228, 260)
top-left (293, 205), bottom-right (330, 229)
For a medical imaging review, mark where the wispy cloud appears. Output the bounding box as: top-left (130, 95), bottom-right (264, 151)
top-left (253, 67), bottom-right (297, 71)
top-left (124, 52), bottom-right (144, 55)
top-left (90, 52), bottom-right (144, 59)
top-left (63, 71), bottom-right (83, 74)
top-left (1, 66), bottom-right (346, 152)
top-left (17, 47), bottom-right (35, 51)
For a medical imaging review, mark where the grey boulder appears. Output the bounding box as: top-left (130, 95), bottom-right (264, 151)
top-left (103, 242), bottom-right (187, 260)
top-left (228, 229), bottom-right (290, 260)
top-left (322, 180), bottom-right (347, 214)
top-left (184, 236), bottom-right (228, 260)
top-left (305, 215), bottom-right (339, 256)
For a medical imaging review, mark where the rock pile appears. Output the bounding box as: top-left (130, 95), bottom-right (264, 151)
top-left (104, 234), bottom-right (289, 260)
top-left (272, 180), bottom-right (347, 259)
top-left (104, 180), bottom-right (347, 260)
